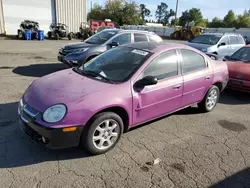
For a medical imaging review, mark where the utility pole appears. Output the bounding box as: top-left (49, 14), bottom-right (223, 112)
top-left (174, 0), bottom-right (179, 29)
top-left (91, 1), bottom-right (92, 11)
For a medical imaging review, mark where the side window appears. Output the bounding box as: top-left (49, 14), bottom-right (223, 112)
top-left (181, 49), bottom-right (206, 74)
top-left (142, 50), bottom-right (178, 80)
top-left (111, 33), bottom-right (131, 45)
top-left (237, 36), bottom-right (245, 44)
top-left (148, 35), bottom-right (162, 42)
top-left (219, 36), bottom-right (229, 45)
top-left (134, 33), bottom-right (148, 42)
top-left (229, 36), bottom-right (238, 45)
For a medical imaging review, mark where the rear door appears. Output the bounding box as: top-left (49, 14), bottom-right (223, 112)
top-left (179, 49), bottom-right (213, 107)
top-left (229, 36), bottom-right (243, 55)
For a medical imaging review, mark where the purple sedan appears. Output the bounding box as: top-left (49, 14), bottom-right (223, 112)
top-left (18, 42), bottom-right (229, 155)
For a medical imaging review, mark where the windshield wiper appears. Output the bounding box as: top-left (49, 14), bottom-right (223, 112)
top-left (83, 70), bottom-right (114, 84)
top-left (85, 41), bottom-right (95, 44)
top-left (73, 67), bottom-right (85, 76)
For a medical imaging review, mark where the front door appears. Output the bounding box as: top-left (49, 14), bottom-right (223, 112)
top-left (132, 49), bottom-right (183, 125)
top-left (217, 36), bottom-right (230, 56)
top-left (179, 49), bottom-right (213, 107)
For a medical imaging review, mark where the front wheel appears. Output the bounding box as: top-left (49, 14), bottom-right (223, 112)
top-left (198, 85), bottom-right (220, 112)
top-left (81, 112), bottom-right (124, 155)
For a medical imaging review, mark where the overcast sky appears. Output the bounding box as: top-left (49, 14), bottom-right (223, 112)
top-left (87, 0), bottom-right (250, 21)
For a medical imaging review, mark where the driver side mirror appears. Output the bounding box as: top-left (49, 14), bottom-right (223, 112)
top-left (134, 76), bottom-right (158, 89)
top-left (107, 41), bottom-right (119, 47)
top-left (218, 42), bottom-right (226, 47)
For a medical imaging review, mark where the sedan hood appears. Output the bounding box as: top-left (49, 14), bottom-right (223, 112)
top-left (227, 61), bottom-right (250, 81)
top-left (24, 69), bottom-right (113, 112)
top-left (64, 42), bottom-right (97, 50)
top-left (186, 42), bottom-right (212, 51)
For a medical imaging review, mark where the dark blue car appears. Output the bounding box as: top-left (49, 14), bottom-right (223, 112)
top-left (57, 29), bottom-right (162, 67)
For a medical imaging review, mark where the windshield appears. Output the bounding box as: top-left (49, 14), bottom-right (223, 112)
top-left (190, 35), bottom-right (222, 45)
top-left (85, 30), bottom-right (119, 44)
top-left (75, 47), bottom-right (152, 83)
top-left (229, 47), bottom-right (250, 62)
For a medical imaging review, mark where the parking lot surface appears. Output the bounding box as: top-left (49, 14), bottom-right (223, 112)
top-left (0, 39), bottom-right (250, 188)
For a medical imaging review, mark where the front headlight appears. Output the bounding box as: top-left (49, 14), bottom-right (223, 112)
top-left (201, 48), bottom-right (207, 52)
top-left (74, 48), bottom-right (88, 54)
top-left (43, 104), bottom-right (67, 123)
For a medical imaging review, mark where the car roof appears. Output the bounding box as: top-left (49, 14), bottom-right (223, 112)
top-left (106, 29), bottom-right (156, 35)
top-left (121, 41), bottom-right (192, 53)
top-left (201, 32), bottom-right (243, 37)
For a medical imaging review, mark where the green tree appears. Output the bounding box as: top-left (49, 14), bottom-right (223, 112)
top-left (155, 2), bottom-right (175, 25)
top-left (140, 4), bottom-right (151, 22)
top-left (179, 8), bottom-right (204, 27)
top-left (209, 17), bottom-right (224, 28)
top-left (171, 18), bottom-right (179, 26)
top-left (87, 3), bottom-right (107, 21)
top-left (223, 10), bottom-right (236, 27)
top-left (88, 0), bottom-right (143, 26)
top-left (235, 12), bottom-right (250, 28)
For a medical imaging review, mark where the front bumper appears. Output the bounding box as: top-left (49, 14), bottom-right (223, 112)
top-left (19, 118), bottom-right (83, 149)
top-left (226, 78), bottom-right (250, 93)
top-left (57, 55), bottom-right (80, 67)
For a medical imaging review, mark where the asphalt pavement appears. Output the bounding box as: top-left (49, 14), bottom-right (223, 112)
top-left (0, 39), bottom-right (250, 188)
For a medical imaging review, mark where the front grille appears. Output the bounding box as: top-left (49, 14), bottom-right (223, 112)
top-left (20, 100), bottom-right (40, 123)
top-left (59, 48), bottom-right (74, 56)
top-left (23, 104), bottom-right (39, 117)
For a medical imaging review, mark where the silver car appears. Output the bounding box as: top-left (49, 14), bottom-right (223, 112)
top-left (186, 33), bottom-right (245, 57)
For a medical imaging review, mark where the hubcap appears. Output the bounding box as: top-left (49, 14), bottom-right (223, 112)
top-left (92, 119), bottom-right (120, 150)
top-left (206, 89), bottom-right (218, 110)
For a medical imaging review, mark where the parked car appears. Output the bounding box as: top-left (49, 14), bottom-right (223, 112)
top-left (19, 42), bottom-right (228, 155)
top-left (223, 45), bottom-right (250, 92)
top-left (57, 29), bottom-right (163, 67)
top-left (186, 33), bottom-right (245, 57)
top-left (94, 26), bottom-right (116, 34)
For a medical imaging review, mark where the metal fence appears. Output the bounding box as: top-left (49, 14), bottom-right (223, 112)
top-left (123, 25), bottom-right (250, 38)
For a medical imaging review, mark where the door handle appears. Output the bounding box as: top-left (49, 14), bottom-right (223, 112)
top-left (205, 76), bottom-right (211, 80)
top-left (173, 84), bottom-right (181, 89)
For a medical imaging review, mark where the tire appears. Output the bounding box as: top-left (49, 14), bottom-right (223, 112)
top-left (48, 31), bottom-right (52, 39)
top-left (198, 85), bottom-right (220, 112)
top-left (81, 112), bottom-right (124, 155)
top-left (55, 33), bottom-right (59, 40)
top-left (18, 30), bottom-right (23, 39)
top-left (68, 33), bottom-right (72, 40)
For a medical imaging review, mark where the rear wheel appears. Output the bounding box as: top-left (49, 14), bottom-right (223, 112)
top-left (55, 33), bottom-right (59, 40)
top-left (198, 85), bottom-right (220, 112)
top-left (48, 31), bottom-right (52, 39)
top-left (81, 112), bottom-right (124, 155)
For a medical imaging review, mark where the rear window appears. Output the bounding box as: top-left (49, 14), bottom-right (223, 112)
top-left (148, 35), bottom-right (162, 42)
top-left (237, 36), bottom-right (245, 44)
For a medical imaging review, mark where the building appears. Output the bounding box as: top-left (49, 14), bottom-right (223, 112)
top-left (0, 0), bottom-right (87, 35)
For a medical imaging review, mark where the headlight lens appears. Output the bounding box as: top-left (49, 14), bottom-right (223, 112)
top-left (201, 48), bottom-right (207, 52)
top-left (74, 48), bottom-right (88, 53)
top-left (43, 104), bottom-right (67, 123)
